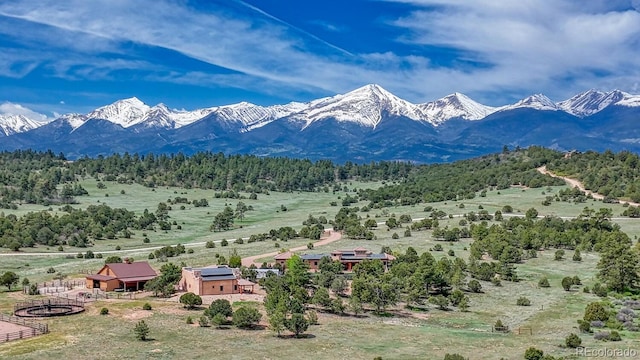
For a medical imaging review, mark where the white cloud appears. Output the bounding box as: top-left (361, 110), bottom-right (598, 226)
top-left (0, 102), bottom-right (51, 122)
top-left (384, 0), bottom-right (640, 101)
top-left (0, 0), bottom-right (638, 106)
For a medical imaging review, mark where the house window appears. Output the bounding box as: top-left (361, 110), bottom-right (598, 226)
top-left (234, 285), bottom-right (238, 291)
top-left (314, 261), bottom-right (318, 266)
top-left (220, 286), bottom-right (224, 291)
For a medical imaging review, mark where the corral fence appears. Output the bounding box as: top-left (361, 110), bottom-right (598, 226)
top-left (516, 327), bottom-right (533, 335)
top-left (14, 298), bottom-right (85, 314)
top-left (0, 313), bottom-right (49, 343)
top-left (23, 280), bottom-right (86, 295)
top-left (89, 289), bottom-right (137, 301)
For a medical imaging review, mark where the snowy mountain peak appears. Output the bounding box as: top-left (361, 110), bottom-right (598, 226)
top-left (59, 113), bottom-right (88, 130)
top-left (87, 97), bottom-right (151, 128)
top-left (558, 89), bottom-right (608, 117)
top-left (0, 114), bottom-right (42, 136)
top-left (420, 92), bottom-right (497, 124)
top-left (558, 89), bottom-right (640, 116)
top-left (503, 94), bottom-right (559, 111)
top-left (607, 90), bottom-right (640, 108)
top-left (298, 84), bottom-right (426, 128)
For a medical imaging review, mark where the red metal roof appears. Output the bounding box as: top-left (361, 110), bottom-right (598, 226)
top-left (100, 261), bottom-right (157, 280)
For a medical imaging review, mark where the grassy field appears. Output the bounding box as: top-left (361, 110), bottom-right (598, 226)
top-left (1, 181), bottom-right (640, 359)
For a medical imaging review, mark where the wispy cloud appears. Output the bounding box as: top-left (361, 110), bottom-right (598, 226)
top-left (383, 0), bottom-right (640, 101)
top-left (0, 0), bottom-right (638, 107)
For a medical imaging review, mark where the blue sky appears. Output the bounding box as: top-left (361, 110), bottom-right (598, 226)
top-left (1, 0), bottom-right (639, 120)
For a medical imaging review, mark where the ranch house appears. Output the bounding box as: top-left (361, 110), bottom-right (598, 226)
top-left (274, 247), bottom-right (395, 272)
top-left (85, 261), bottom-right (157, 292)
top-left (178, 266), bottom-right (255, 296)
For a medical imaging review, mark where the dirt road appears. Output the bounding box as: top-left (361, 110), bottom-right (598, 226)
top-left (537, 165), bottom-right (640, 206)
top-left (241, 230), bottom-right (342, 267)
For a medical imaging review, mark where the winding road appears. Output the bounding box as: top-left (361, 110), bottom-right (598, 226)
top-left (537, 166), bottom-right (640, 207)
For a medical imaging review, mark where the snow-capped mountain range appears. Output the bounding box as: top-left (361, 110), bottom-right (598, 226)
top-left (1, 84), bottom-right (638, 135)
top-left (0, 114), bottom-right (42, 136)
top-left (1, 84), bottom-right (640, 162)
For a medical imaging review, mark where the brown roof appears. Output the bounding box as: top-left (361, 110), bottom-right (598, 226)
top-left (102, 261), bottom-right (157, 280)
top-left (237, 279), bottom-right (256, 286)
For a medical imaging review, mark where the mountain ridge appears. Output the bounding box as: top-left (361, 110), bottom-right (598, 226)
top-left (1, 85), bottom-right (640, 163)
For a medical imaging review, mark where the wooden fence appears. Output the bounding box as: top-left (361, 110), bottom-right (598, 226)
top-left (23, 280), bottom-right (86, 294)
top-left (0, 313), bottom-right (49, 343)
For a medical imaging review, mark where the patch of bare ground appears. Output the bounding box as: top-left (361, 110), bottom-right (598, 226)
top-left (122, 310), bottom-right (152, 321)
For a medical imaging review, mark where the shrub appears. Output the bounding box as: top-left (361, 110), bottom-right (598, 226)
top-left (623, 321), bottom-right (639, 332)
top-left (235, 238), bottom-right (244, 244)
top-left (593, 331), bottom-right (610, 341)
top-left (198, 316), bottom-right (210, 327)
top-left (561, 276), bottom-right (574, 291)
top-left (391, 232), bottom-right (399, 239)
top-left (592, 283), bottom-right (608, 297)
top-left (28, 284), bottom-right (39, 295)
top-left (206, 299), bottom-right (233, 319)
top-left (572, 276), bottom-right (581, 285)
top-left (565, 333), bottom-right (582, 348)
top-left (468, 280), bottom-right (482, 293)
top-left (524, 347), bottom-right (543, 360)
top-left (572, 249), bottom-right (582, 261)
top-left (180, 292), bottom-right (203, 309)
top-left (133, 320), bottom-right (150, 340)
top-left (517, 297), bottom-right (531, 306)
top-left (205, 241), bottom-right (216, 248)
top-left (433, 244), bottom-right (443, 251)
top-left (605, 319), bottom-right (623, 330)
top-left (494, 319), bottom-right (507, 332)
top-left (538, 277), bottom-right (550, 288)
top-left (584, 302), bottom-right (609, 322)
top-left (444, 354), bottom-right (466, 360)
top-left (577, 320), bottom-right (591, 333)
top-left (233, 306), bottom-right (262, 328)
top-left (186, 316), bottom-right (193, 324)
top-left (624, 299), bottom-right (640, 310)
top-left (100, 307), bottom-right (109, 315)
top-left (491, 277), bottom-right (501, 286)
top-left (46, 267), bottom-right (56, 274)
top-left (554, 249), bottom-right (565, 260)
top-left (211, 313), bottom-right (226, 328)
top-left (285, 312), bottom-right (309, 337)
top-left (142, 303), bottom-right (152, 311)
top-left (221, 239), bottom-right (228, 247)
top-left (608, 331), bottom-right (621, 341)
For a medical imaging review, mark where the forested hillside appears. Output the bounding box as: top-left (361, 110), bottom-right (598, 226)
top-left (547, 150), bottom-right (640, 202)
top-left (358, 146), bottom-right (566, 206)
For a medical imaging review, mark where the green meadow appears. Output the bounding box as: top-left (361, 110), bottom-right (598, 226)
top-left (0, 180), bottom-right (639, 359)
